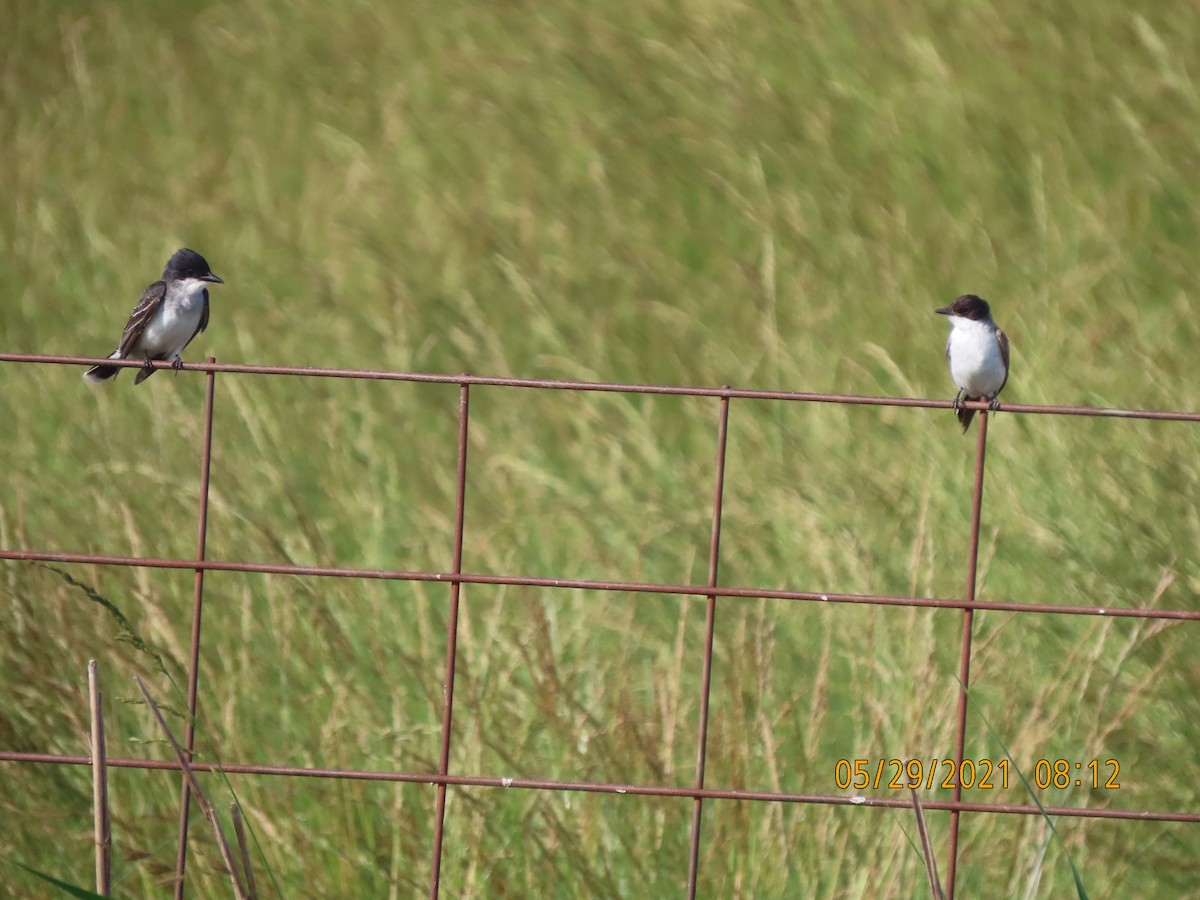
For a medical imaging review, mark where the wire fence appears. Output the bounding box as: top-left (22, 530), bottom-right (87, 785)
top-left (2, 350), bottom-right (1200, 899)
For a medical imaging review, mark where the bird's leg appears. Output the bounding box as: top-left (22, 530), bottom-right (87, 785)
top-left (987, 394), bottom-right (1002, 412)
top-left (171, 356), bottom-right (184, 375)
top-left (951, 389), bottom-right (964, 410)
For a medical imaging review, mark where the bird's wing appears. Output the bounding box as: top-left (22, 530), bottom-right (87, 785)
top-left (193, 290), bottom-right (210, 340)
top-left (115, 281), bottom-right (167, 358)
top-left (995, 327), bottom-right (1010, 394)
top-left (945, 335), bottom-right (952, 361)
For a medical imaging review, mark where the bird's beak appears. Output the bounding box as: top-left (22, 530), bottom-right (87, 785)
top-left (204, 273), bottom-right (224, 284)
top-left (934, 306), bottom-right (952, 315)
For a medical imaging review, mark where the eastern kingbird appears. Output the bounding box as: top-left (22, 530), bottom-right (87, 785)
top-left (84, 248), bottom-right (224, 385)
top-left (935, 294), bottom-right (1010, 433)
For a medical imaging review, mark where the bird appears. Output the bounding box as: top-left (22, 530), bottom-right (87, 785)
top-left (935, 294), bottom-right (1010, 433)
top-left (84, 248), bottom-right (224, 385)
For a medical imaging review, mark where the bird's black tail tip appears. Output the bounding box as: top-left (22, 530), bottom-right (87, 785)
top-left (957, 406), bottom-right (976, 433)
top-left (84, 365), bottom-right (120, 384)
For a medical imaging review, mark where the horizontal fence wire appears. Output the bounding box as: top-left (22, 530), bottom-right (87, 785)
top-left (2, 549), bottom-right (1197, 620)
top-left (6, 351), bottom-right (1200, 420)
top-left (2, 749), bottom-right (1199, 821)
top-left (2, 350), bottom-right (1198, 899)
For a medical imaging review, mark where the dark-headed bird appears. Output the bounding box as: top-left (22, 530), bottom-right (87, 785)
top-left (935, 294), bottom-right (1009, 432)
top-left (85, 248), bottom-right (223, 384)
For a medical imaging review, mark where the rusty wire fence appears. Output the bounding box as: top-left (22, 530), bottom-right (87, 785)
top-left (2, 350), bottom-right (1200, 899)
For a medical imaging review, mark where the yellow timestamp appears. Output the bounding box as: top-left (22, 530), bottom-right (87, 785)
top-left (1033, 758), bottom-right (1121, 790)
top-left (835, 758), bottom-right (1010, 791)
top-left (834, 758), bottom-right (1122, 791)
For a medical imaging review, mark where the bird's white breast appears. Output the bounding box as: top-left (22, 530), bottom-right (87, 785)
top-left (139, 279), bottom-right (207, 358)
top-left (947, 317), bottom-right (1006, 398)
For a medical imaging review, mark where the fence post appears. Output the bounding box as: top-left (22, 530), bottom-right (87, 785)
top-left (89, 659), bottom-right (111, 895)
top-left (945, 408), bottom-right (990, 897)
top-left (430, 382), bottom-right (471, 899)
top-left (686, 393), bottom-right (731, 896)
top-left (174, 358), bottom-right (218, 899)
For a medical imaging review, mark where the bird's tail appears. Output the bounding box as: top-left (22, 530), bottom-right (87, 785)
top-left (957, 403), bottom-right (976, 433)
top-left (84, 352), bottom-right (122, 384)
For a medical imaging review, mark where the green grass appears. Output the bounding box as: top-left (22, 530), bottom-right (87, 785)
top-left (3, 0), bottom-right (1200, 896)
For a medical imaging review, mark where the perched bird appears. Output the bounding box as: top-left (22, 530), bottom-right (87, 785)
top-left (84, 248), bottom-right (224, 385)
top-left (935, 294), bottom-right (1010, 433)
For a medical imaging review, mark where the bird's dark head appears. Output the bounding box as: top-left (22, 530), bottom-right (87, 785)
top-left (935, 294), bottom-right (990, 320)
top-left (164, 248), bottom-right (223, 284)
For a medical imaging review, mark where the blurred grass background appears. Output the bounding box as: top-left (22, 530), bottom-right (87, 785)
top-left (2, 0), bottom-right (1200, 896)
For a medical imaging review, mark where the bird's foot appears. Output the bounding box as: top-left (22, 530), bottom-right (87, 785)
top-left (171, 356), bottom-right (184, 375)
top-left (987, 396), bottom-right (1002, 412)
top-left (951, 390), bottom-right (964, 411)
top-left (141, 357), bottom-right (156, 376)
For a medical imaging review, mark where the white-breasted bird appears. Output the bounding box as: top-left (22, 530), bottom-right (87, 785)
top-left (935, 294), bottom-right (1010, 433)
top-left (85, 248), bottom-right (224, 385)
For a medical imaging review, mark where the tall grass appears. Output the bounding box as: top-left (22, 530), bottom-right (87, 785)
top-left (2, 0), bottom-right (1199, 896)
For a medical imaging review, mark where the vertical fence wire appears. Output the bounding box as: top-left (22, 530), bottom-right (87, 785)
top-left (88, 659), bottom-right (111, 896)
top-left (686, 394), bottom-right (731, 896)
top-left (429, 382), bottom-right (471, 899)
top-left (173, 360), bottom-right (219, 899)
top-left (945, 409), bottom-right (990, 898)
